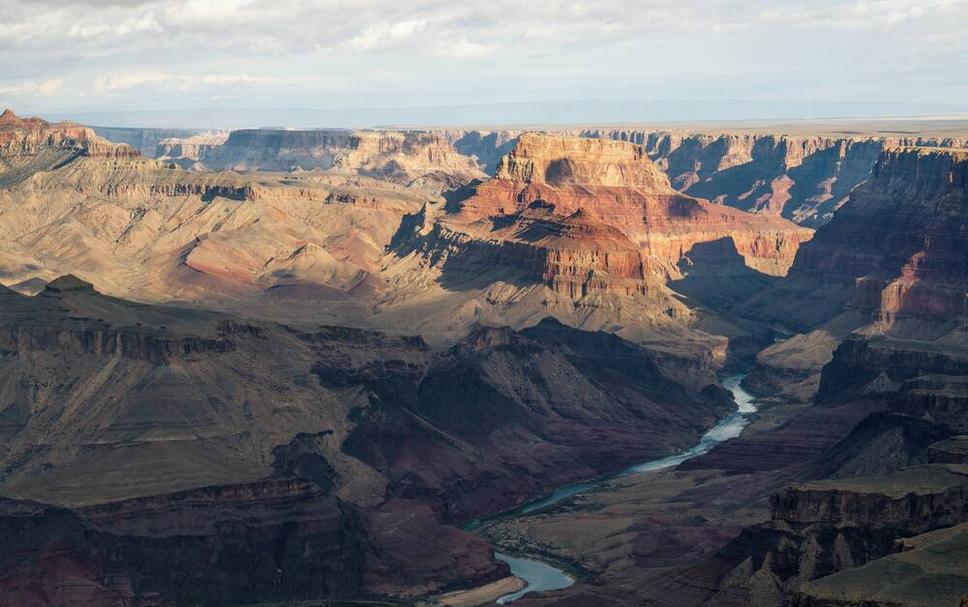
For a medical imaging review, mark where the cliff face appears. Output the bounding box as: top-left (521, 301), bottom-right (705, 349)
top-left (788, 148), bottom-right (968, 326)
top-left (201, 128), bottom-right (356, 171)
top-left (155, 132), bottom-right (228, 166)
top-left (92, 126), bottom-right (207, 156)
top-left (579, 129), bottom-right (968, 227)
top-left (0, 480), bottom-right (368, 607)
top-left (332, 130), bottom-right (485, 192)
top-left (771, 465), bottom-right (968, 534)
top-left (738, 146), bottom-right (968, 400)
top-left (0, 110), bottom-right (139, 188)
top-left (183, 128), bottom-right (485, 193)
top-left (817, 336), bottom-right (968, 418)
top-left (395, 133), bottom-right (811, 308)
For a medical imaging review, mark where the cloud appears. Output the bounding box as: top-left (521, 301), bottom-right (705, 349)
top-left (757, 0), bottom-right (964, 29)
top-left (1, 0), bottom-right (966, 113)
top-left (3, 0), bottom-right (965, 61)
top-left (92, 70), bottom-right (329, 93)
top-left (351, 18), bottom-right (428, 51)
top-left (94, 70), bottom-right (171, 92)
top-left (0, 78), bottom-right (64, 97)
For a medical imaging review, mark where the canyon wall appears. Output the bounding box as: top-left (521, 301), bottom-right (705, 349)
top-left (579, 129), bottom-right (968, 226)
top-left (393, 133), bottom-right (811, 307)
top-left (91, 125), bottom-right (206, 157)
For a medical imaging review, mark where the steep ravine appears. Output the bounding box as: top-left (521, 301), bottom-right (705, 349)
top-left (466, 373), bottom-right (759, 604)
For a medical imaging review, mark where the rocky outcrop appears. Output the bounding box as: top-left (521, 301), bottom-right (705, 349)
top-left (657, 464), bottom-right (968, 607)
top-left (0, 478), bottom-right (499, 607)
top-left (93, 126), bottom-right (207, 157)
top-left (396, 133), bottom-right (812, 308)
top-left (929, 436), bottom-right (968, 464)
top-left (771, 464), bottom-right (968, 534)
top-left (817, 335), bottom-right (968, 414)
top-left (0, 109), bottom-right (138, 162)
top-left (155, 132), bottom-right (228, 166)
top-left (494, 133), bottom-right (671, 189)
top-left (201, 128), bottom-right (355, 171)
top-left (790, 522), bottom-right (968, 607)
top-left (578, 129), bottom-right (968, 226)
top-left (739, 146), bottom-right (968, 339)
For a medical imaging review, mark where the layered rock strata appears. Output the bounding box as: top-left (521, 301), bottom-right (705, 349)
top-left (394, 133), bottom-right (812, 305)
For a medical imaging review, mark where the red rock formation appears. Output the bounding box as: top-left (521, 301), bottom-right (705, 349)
top-left (789, 148), bottom-right (968, 331)
top-left (406, 133), bottom-right (811, 302)
top-left (0, 109), bottom-right (138, 161)
top-left (579, 129), bottom-right (968, 226)
top-left (737, 146), bottom-right (968, 349)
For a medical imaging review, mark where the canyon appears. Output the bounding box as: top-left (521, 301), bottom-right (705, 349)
top-left (0, 108), bottom-right (966, 607)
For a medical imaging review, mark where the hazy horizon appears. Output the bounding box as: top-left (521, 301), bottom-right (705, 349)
top-left (32, 100), bottom-right (968, 130)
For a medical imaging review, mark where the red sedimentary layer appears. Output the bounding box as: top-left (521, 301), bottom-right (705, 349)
top-left (0, 108), bottom-right (139, 159)
top-left (422, 133), bottom-right (812, 298)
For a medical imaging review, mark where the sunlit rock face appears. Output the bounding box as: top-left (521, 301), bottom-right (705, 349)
top-left (403, 133), bottom-right (811, 305)
top-left (579, 128), bottom-right (968, 226)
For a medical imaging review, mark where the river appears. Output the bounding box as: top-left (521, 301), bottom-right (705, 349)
top-left (485, 373), bottom-right (758, 604)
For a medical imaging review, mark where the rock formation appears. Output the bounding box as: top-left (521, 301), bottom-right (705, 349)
top-left (579, 129), bottom-right (968, 226)
top-left (388, 133), bottom-right (811, 322)
top-left (92, 126), bottom-right (209, 156)
top-left (738, 146), bottom-right (968, 402)
top-left (0, 276), bottom-right (733, 605)
top-left (172, 127), bottom-right (485, 193)
top-left (155, 131), bottom-right (229, 167)
top-left (0, 109), bottom-right (138, 189)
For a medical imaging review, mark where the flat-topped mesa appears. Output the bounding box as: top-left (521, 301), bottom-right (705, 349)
top-left (156, 132), bottom-right (229, 163)
top-left (201, 128), bottom-right (355, 171)
top-left (771, 464), bottom-right (968, 534)
top-left (494, 132), bottom-right (673, 190)
top-left (0, 108), bottom-right (139, 160)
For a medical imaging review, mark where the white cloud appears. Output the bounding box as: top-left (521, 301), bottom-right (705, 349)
top-left (1, 0), bottom-right (966, 113)
top-left (4, 0), bottom-right (965, 59)
top-left (91, 70), bottom-right (329, 94)
top-left (0, 78), bottom-right (64, 97)
top-left (351, 18), bottom-right (428, 50)
top-left (94, 70), bottom-right (171, 92)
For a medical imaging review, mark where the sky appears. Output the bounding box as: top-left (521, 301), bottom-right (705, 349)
top-left (1, 0), bottom-right (967, 126)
